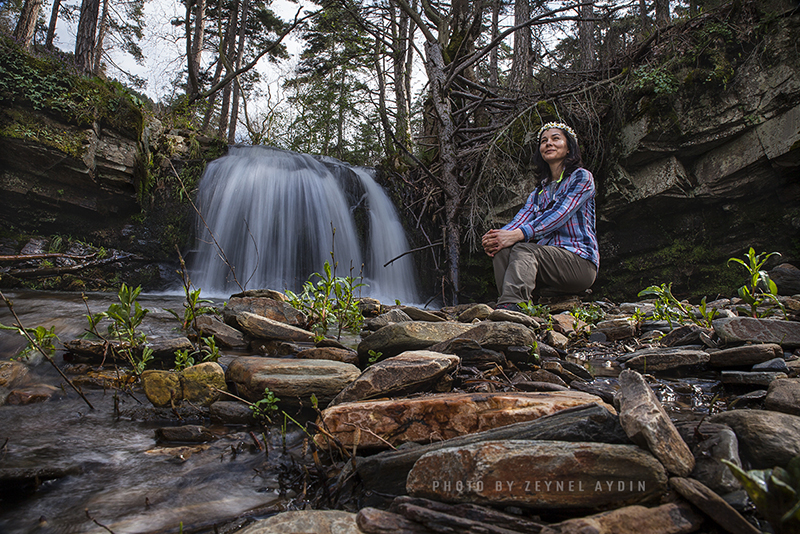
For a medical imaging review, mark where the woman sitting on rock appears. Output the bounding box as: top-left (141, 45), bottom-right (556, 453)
top-left (481, 121), bottom-right (599, 310)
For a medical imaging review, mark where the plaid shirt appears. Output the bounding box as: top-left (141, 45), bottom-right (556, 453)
top-left (501, 167), bottom-right (599, 268)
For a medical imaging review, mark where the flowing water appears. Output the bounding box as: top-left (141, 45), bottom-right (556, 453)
top-left (189, 146), bottom-right (419, 304)
top-left (0, 291), bottom-right (304, 534)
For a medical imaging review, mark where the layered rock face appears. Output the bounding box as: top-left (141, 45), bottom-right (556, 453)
top-left (595, 6), bottom-right (800, 299)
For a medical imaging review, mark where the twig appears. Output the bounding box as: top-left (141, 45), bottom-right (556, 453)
top-left (85, 509), bottom-right (115, 534)
top-left (383, 241), bottom-right (444, 267)
top-left (0, 290), bottom-right (94, 410)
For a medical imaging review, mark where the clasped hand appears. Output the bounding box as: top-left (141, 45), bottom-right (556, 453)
top-left (482, 228), bottom-right (524, 257)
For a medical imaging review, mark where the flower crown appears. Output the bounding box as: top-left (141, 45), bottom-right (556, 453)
top-left (537, 122), bottom-right (577, 144)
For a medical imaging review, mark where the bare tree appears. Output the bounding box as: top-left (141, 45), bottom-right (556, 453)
top-left (75, 0), bottom-right (101, 72)
top-left (579, 1), bottom-right (595, 70)
top-left (13, 0), bottom-right (43, 49)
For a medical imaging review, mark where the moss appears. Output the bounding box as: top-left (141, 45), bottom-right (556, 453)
top-left (0, 108), bottom-right (89, 159)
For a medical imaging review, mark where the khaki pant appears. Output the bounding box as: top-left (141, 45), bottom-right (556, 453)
top-left (493, 243), bottom-right (597, 305)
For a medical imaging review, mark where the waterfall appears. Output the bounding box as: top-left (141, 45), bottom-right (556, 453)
top-left (189, 146), bottom-right (419, 304)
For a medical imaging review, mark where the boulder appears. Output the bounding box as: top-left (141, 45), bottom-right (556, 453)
top-left (295, 347), bottom-right (359, 366)
top-left (329, 351), bottom-right (459, 406)
top-left (141, 370), bottom-right (182, 407)
top-left (235, 312), bottom-right (314, 342)
top-left (194, 315), bottom-right (248, 349)
top-left (457, 304), bottom-right (493, 322)
top-left (616, 369), bottom-right (695, 476)
top-left (358, 322), bottom-right (474, 362)
top-left (766, 377), bottom-right (800, 415)
top-left (406, 440), bottom-right (667, 509)
top-left (181, 362), bottom-right (226, 406)
top-left (223, 296), bottom-right (306, 326)
top-left (769, 263), bottom-right (800, 296)
top-left (401, 307), bottom-right (446, 322)
top-left (592, 318), bottom-right (637, 341)
top-left (713, 317), bottom-right (800, 348)
top-left (720, 370), bottom-right (787, 387)
top-left (364, 309), bottom-right (413, 331)
top-left (226, 356), bottom-right (360, 405)
top-left (710, 409), bottom-right (800, 469)
top-left (316, 391), bottom-right (615, 450)
top-left (675, 421), bottom-right (742, 494)
top-left (429, 321), bottom-right (536, 354)
top-left (669, 477), bottom-right (760, 534)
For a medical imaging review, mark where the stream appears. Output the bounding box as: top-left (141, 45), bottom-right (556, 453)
top-left (0, 290), bottom-right (306, 534)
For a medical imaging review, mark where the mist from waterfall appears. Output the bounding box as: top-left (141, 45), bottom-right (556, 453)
top-left (189, 146), bottom-right (419, 304)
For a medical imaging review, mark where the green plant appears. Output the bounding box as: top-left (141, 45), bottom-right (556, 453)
top-left (696, 296), bottom-right (719, 327)
top-left (728, 247), bottom-right (786, 318)
top-left (172, 336), bottom-right (220, 371)
top-left (638, 283), bottom-right (693, 327)
top-left (173, 349), bottom-right (195, 371)
top-left (168, 250), bottom-right (216, 332)
top-left (632, 65), bottom-right (679, 95)
top-left (518, 301), bottom-right (552, 321)
top-left (723, 457), bottom-right (800, 533)
top-left (570, 303), bottom-right (605, 325)
top-left (367, 349), bottom-right (382, 365)
top-left (0, 324), bottom-right (59, 361)
top-left (250, 387), bottom-right (280, 424)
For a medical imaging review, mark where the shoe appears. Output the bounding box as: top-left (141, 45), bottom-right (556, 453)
top-left (495, 302), bottom-right (519, 311)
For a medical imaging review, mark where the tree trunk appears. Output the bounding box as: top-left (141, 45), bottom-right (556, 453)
top-left (186, 0), bottom-right (206, 97)
top-left (45, 0), bottom-right (61, 49)
top-left (14, 0), bottom-right (43, 49)
top-left (489, 0), bottom-right (499, 87)
top-left (92, 0), bottom-right (109, 74)
top-left (579, 1), bottom-right (594, 71)
top-left (218, 0), bottom-right (240, 137)
top-left (509, 0), bottom-right (532, 91)
top-left (227, 0), bottom-right (249, 144)
top-left (655, 0), bottom-right (670, 28)
top-left (639, 0), bottom-right (649, 34)
top-left (75, 0), bottom-right (101, 72)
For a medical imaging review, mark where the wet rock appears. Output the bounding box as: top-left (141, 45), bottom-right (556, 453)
top-left (356, 507), bottom-right (438, 534)
top-left (766, 377), bottom-right (800, 415)
top-left (181, 362), bottom-right (226, 406)
top-left (545, 331), bottom-right (569, 350)
top-left (720, 370), bottom-right (787, 387)
top-left (236, 312), bottom-right (314, 342)
top-left (541, 360), bottom-right (590, 384)
top-left (669, 477), bottom-right (760, 534)
top-left (769, 263), bottom-right (800, 296)
top-left (64, 337), bottom-right (193, 361)
top-left (448, 340), bottom-right (507, 370)
top-left (524, 369), bottom-right (568, 388)
top-left (713, 317), bottom-right (800, 348)
top-left (141, 370), bottom-right (181, 407)
top-left (329, 351), bottom-right (459, 406)
top-left (570, 379), bottom-right (618, 405)
top-left (513, 380), bottom-right (569, 392)
top-left (487, 308), bottom-right (540, 328)
top-left (233, 510), bottom-right (361, 534)
top-left (406, 440), bottom-right (667, 510)
top-left (431, 321), bottom-right (537, 355)
top-left (541, 502), bottom-right (702, 534)
top-left (621, 347), bottom-right (709, 373)
top-left (592, 318), bottom-right (636, 341)
top-left (707, 343), bottom-right (783, 367)
top-left (5, 385), bottom-right (59, 405)
top-left (296, 347), bottom-right (359, 366)
top-left (0, 465), bottom-right (83, 498)
top-left (226, 356), bottom-right (360, 405)
top-left (316, 391), bottom-right (615, 450)
top-left (357, 297), bottom-right (382, 318)
top-left (230, 289), bottom-right (287, 301)
top-left (364, 309), bottom-right (413, 331)
top-left (155, 425), bottom-right (215, 443)
top-left (223, 296), bottom-right (306, 326)
top-left (194, 315), bottom-right (248, 349)
top-left (209, 400), bottom-right (256, 425)
top-left (675, 421), bottom-right (742, 494)
top-left (616, 370), bottom-right (695, 476)
top-left (146, 337), bottom-right (194, 359)
top-left (0, 361), bottom-right (30, 404)
top-left (710, 409), bottom-right (800, 469)
top-left (358, 321), bottom-right (475, 362)
top-left (457, 304), bottom-right (493, 322)
top-left (551, 313), bottom-right (586, 336)
top-left (356, 403), bottom-right (630, 501)
top-left (401, 306), bottom-right (446, 322)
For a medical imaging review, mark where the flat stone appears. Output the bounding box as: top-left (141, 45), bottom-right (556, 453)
top-left (295, 347), bottom-right (359, 366)
top-left (329, 351), bottom-right (459, 406)
top-left (317, 391), bottom-right (615, 450)
top-left (364, 309), bottom-right (413, 331)
top-left (487, 309), bottom-right (539, 328)
top-left (542, 502), bottom-right (702, 534)
top-left (358, 322), bottom-right (475, 362)
top-left (194, 315), bottom-right (248, 349)
top-left (356, 507), bottom-right (437, 534)
top-left (545, 331), bottom-right (569, 350)
top-left (430, 321), bottom-right (536, 354)
top-left (766, 378), bottom-right (800, 415)
top-left (236, 311), bottom-right (314, 342)
top-left (145, 337), bottom-right (194, 359)
top-left (660, 325), bottom-right (714, 347)
top-left (233, 510), bottom-right (360, 534)
top-left (209, 401), bottom-right (256, 425)
top-left (457, 304), bottom-right (493, 322)
top-left (622, 347), bottom-right (709, 372)
top-left (401, 307), bottom-right (446, 322)
top-left (720, 370), bottom-right (787, 387)
top-left (669, 477), bottom-right (761, 534)
top-left (707, 343), bottom-right (783, 367)
top-left (713, 317), bottom-right (800, 348)
top-left (223, 296), bottom-right (306, 326)
top-left (406, 440), bottom-right (667, 510)
top-left (551, 313), bottom-right (586, 336)
top-left (592, 318), bottom-right (636, 341)
top-left (5, 385), bottom-right (59, 405)
top-left (752, 357), bottom-right (789, 373)
top-left (617, 369), bottom-right (695, 476)
top-left (709, 409), bottom-right (800, 469)
top-left (226, 356), bottom-right (360, 405)
top-left (356, 403), bottom-right (630, 503)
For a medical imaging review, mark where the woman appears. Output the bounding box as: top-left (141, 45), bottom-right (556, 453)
top-left (481, 121), bottom-right (599, 310)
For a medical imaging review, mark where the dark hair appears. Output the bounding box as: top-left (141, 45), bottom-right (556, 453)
top-left (532, 127), bottom-right (584, 183)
